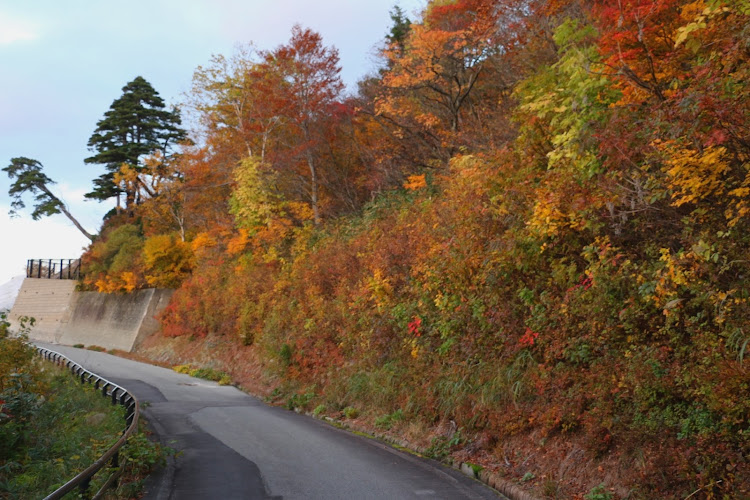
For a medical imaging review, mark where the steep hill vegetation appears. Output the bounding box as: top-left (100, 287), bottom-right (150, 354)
top-left (80, 1), bottom-right (749, 497)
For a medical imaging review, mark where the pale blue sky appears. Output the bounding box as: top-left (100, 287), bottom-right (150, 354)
top-left (0, 0), bottom-right (423, 284)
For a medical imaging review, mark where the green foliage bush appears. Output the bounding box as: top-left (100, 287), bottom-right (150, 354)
top-left (172, 364), bottom-right (231, 385)
top-left (585, 484), bottom-right (614, 500)
top-left (375, 409), bottom-right (404, 430)
top-left (81, 223), bottom-right (146, 292)
top-left (342, 406), bottom-right (359, 419)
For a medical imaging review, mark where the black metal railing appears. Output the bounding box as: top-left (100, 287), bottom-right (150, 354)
top-left (26, 259), bottom-right (81, 280)
top-left (36, 347), bottom-right (139, 500)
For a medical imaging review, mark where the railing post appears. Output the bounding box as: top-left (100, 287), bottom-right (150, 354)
top-left (23, 257), bottom-right (82, 280)
top-left (79, 476), bottom-right (91, 499)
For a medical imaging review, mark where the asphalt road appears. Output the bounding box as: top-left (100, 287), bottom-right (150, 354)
top-left (36, 343), bottom-right (503, 500)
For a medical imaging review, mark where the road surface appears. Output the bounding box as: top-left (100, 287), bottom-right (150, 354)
top-left (37, 343), bottom-right (503, 500)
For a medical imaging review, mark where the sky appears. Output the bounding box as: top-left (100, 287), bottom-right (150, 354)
top-left (0, 0), bottom-right (424, 285)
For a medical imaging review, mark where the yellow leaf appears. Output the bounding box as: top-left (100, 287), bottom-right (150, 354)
top-left (403, 174), bottom-right (427, 191)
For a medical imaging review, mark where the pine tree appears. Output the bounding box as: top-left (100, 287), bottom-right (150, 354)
top-left (386, 5), bottom-right (411, 54)
top-left (4, 157), bottom-right (95, 241)
top-left (85, 76), bottom-right (187, 210)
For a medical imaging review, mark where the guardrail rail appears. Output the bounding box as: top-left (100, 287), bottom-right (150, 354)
top-left (36, 347), bottom-right (140, 500)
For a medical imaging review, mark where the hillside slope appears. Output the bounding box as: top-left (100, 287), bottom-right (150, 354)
top-left (80, 1), bottom-right (749, 497)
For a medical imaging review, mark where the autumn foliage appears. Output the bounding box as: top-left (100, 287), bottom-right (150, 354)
top-left (82, 3), bottom-right (749, 497)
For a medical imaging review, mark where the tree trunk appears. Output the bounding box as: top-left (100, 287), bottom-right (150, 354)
top-left (40, 185), bottom-right (95, 241)
top-left (303, 123), bottom-right (321, 225)
top-left (306, 150), bottom-right (320, 225)
top-left (58, 204), bottom-right (96, 242)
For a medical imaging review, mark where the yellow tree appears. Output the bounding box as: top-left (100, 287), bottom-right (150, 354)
top-left (188, 45), bottom-right (282, 162)
top-left (115, 152), bottom-right (189, 240)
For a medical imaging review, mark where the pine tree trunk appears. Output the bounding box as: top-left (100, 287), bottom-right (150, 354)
top-left (40, 185), bottom-right (95, 241)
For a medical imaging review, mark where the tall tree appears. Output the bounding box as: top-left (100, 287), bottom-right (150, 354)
top-left (386, 5), bottom-right (412, 57)
top-left (3, 157), bottom-right (95, 241)
top-left (376, 0), bottom-right (539, 156)
top-left (85, 76), bottom-right (187, 210)
top-left (261, 25), bottom-right (344, 225)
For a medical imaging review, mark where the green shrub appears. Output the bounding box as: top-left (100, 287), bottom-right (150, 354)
top-left (173, 364), bottom-right (231, 385)
top-left (584, 484), bottom-right (614, 500)
top-left (375, 409), bottom-right (404, 430)
top-left (0, 364), bottom-right (124, 497)
top-left (343, 406), bottom-right (359, 419)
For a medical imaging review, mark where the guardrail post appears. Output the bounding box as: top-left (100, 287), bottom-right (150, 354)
top-left (79, 476), bottom-right (91, 499)
top-left (110, 451), bottom-right (121, 490)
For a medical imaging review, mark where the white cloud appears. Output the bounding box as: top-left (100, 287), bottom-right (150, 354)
top-left (0, 206), bottom-right (91, 285)
top-left (0, 12), bottom-right (40, 45)
top-left (56, 182), bottom-right (89, 202)
top-left (55, 182), bottom-right (109, 231)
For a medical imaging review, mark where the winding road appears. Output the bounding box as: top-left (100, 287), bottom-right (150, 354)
top-left (37, 342), bottom-right (503, 500)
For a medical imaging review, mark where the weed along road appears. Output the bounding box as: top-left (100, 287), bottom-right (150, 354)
top-left (36, 343), bottom-right (503, 500)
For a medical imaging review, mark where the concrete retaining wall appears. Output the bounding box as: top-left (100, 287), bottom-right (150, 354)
top-left (58, 288), bottom-right (173, 351)
top-left (8, 278), bottom-right (172, 352)
top-left (8, 279), bottom-right (78, 342)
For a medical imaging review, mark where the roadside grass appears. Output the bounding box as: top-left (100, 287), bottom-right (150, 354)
top-left (0, 326), bottom-right (166, 499)
top-left (172, 364), bottom-right (232, 385)
top-left (110, 423), bottom-right (169, 499)
top-left (0, 362), bottom-right (125, 497)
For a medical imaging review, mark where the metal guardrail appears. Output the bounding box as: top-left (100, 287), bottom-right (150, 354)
top-left (26, 259), bottom-right (81, 280)
top-left (36, 347), bottom-right (140, 500)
